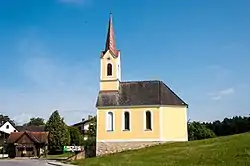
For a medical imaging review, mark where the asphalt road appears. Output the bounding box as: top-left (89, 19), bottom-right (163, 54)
top-left (0, 159), bottom-right (50, 166)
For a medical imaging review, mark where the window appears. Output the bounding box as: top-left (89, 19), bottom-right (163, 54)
top-left (6, 125), bottom-right (9, 129)
top-left (14, 130), bottom-right (16, 132)
top-left (124, 111), bottom-right (130, 130)
top-left (107, 112), bottom-right (114, 131)
top-left (145, 111), bottom-right (152, 130)
top-left (107, 63), bottom-right (112, 76)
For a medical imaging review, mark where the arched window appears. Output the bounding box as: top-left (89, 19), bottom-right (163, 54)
top-left (146, 111), bottom-right (152, 130)
top-left (107, 112), bottom-right (114, 131)
top-left (107, 63), bottom-right (112, 76)
top-left (124, 111), bottom-right (130, 130)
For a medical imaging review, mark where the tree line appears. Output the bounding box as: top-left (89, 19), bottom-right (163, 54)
top-left (188, 115), bottom-right (250, 141)
top-left (0, 112), bottom-right (96, 155)
top-left (2, 113), bottom-right (250, 153)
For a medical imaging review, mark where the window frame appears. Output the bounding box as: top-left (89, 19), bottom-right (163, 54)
top-left (122, 110), bottom-right (131, 131)
top-left (106, 111), bottom-right (114, 132)
top-left (144, 110), bottom-right (153, 131)
top-left (107, 63), bottom-right (113, 76)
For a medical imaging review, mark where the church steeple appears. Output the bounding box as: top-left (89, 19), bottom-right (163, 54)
top-left (99, 13), bottom-right (121, 91)
top-left (104, 13), bottom-right (119, 57)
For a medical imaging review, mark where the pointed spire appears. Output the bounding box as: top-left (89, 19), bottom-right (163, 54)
top-left (104, 13), bottom-right (119, 57)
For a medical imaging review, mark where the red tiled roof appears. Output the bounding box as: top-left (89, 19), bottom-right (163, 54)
top-left (7, 131), bottom-right (48, 144)
top-left (101, 13), bottom-right (119, 58)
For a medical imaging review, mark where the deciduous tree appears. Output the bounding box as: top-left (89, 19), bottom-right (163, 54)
top-left (23, 117), bottom-right (45, 126)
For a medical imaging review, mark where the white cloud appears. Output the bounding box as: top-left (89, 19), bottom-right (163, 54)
top-left (219, 88), bottom-right (234, 95)
top-left (211, 96), bottom-right (221, 101)
top-left (0, 37), bottom-right (99, 125)
top-left (208, 87), bottom-right (235, 101)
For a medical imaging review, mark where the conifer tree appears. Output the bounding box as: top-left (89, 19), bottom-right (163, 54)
top-left (45, 110), bottom-right (70, 154)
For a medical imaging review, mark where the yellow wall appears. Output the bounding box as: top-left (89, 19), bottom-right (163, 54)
top-left (100, 81), bottom-right (119, 91)
top-left (161, 106), bottom-right (188, 141)
top-left (97, 105), bottom-right (188, 142)
top-left (97, 107), bottom-right (160, 141)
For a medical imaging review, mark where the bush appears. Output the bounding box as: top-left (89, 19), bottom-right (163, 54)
top-left (83, 137), bottom-right (96, 158)
top-left (188, 121), bottom-right (216, 141)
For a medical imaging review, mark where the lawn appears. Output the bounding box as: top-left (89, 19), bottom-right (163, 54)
top-left (44, 152), bottom-right (74, 160)
top-left (72, 133), bottom-right (250, 166)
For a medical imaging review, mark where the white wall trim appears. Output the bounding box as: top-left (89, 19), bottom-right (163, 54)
top-left (143, 110), bottom-right (153, 131)
top-left (159, 107), bottom-right (163, 141)
top-left (185, 107), bottom-right (188, 140)
top-left (100, 57), bottom-right (102, 81)
top-left (122, 109), bottom-right (132, 131)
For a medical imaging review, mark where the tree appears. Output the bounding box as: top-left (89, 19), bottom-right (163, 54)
top-left (68, 126), bottom-right (84, 146)
top-left (188, 121), bottom-right (216, 141)
top-left (45, 110), bottom-right (70, 154)
top-left (86, 116), bottom-right (97, 138)
top-left (23, 117), bottom-right (45, 126)
top-left (0, 114), bottom-right (15, 126)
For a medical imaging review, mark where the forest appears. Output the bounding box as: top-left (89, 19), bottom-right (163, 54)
top-left (188, 115), bottom-right (250, 140)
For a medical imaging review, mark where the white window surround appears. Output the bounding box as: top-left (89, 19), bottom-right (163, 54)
top-left (144, 110), bottom-right (153, 131)
top-left (106, 111), bottom-right (114, 131)
top-left (122, 110), bottom-right (131, 131)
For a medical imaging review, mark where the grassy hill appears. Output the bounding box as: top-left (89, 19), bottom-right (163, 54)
top-left (72, 133), bottom-right (250, 166)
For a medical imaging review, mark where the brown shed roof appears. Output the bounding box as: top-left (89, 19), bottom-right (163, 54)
top-left (96, 80), bottom-right (187, 107)
top-left (7, 131), bottom-right (48, 144)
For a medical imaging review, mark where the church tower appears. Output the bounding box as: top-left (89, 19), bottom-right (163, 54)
top-left (100, 14), bottom-right (121, 91)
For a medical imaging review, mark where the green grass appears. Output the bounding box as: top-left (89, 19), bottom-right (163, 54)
top-left (72, 133), bottom-right (250, 166)
top-left (44, 152), bottom-right (74, 160)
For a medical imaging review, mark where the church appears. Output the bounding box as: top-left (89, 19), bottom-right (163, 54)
top-left (95, 14), bottom-right (188, 156)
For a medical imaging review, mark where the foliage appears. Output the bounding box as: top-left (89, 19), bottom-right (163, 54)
top-left (83, 137), bottom-right (96, 158)
top-left (188, 121), bottom-right (216, 141)
top-left (23, 117), bottom-right (45, 126)
top-left (68, 126), bottom-right (84, 146)
top-left (45, 110), bottom-right (70, 154)
top-left (83, 137), bottom-right (96, 147)
top-left (72, 133), bottom-right (250, 166)
top-left (86, 116), bottom-right (97, 138)
top-left (204, 115), bottom-right (250, 136)
top-left (0, 114), bottom-right (15, 126)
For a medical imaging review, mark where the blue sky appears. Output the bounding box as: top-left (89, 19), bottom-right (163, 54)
top-left (0, 0), bottom-right (249, 125)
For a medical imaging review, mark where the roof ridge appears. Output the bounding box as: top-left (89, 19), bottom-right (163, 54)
top-left (121, 80), bottom-right (161, 83)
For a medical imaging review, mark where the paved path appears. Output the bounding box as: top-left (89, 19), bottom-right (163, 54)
top-left (0, 159), bottom-right (50, 166)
